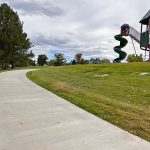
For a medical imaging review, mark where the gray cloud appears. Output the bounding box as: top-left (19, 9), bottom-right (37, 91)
top-left (31, 34), bottom-right (83, 49)
top-left (2, 0), bottom-right (66, 17)
top-left (32, 34), bottom-right (70, 47)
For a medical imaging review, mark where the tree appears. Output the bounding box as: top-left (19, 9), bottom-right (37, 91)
top-left (37, 54), bottom-right (48, 66)
top-left (71, 59), bottom-right (76, 65)
top-left (90, 58), bottom-right (110, 64)
top-left (80, 58), bottom-right (89, 64)
top-left (90, 58), bottom-right (100, 64)
top-left (100, 58), bottom-right (110, 63)
top-left (48, 59), bottom-right (55, 66)
top-left (54, 53), bottom-right (66, 66)
top-left (0, 3), bottom-right (33, 69)
top-left (127, 54), bottom-right (143, 62)
top-left (15, 50), bottom-right (35, 67)
top-left (75, 53), bottom-right (83, 64)
top-left (0, 50), bottom-right (3, 67)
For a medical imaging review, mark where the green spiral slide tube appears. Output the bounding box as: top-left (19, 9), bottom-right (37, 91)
top-left (113, 34), bottom-right (128, 63)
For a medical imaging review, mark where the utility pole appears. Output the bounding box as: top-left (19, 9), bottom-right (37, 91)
top-left (98, 45), bottom-right (101, 59)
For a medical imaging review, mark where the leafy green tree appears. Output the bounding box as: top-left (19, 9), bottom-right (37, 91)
top-left (0, 50), bottom-right (3, 67)
top-left (127, 54), bottom-right (143, 62)
top-left (37, 54), bottom-right (48, 66)
top-left (54, 53), bottom-right (66, 66)
top-left (80, 58), bottom-right (89, 64)
top-left (75, 53), bottom-right (83, 64)
top-left (71, 59), bottom-right (76, 65)
top-left (90, 58), bottom-right (110, 64)
top-left (15, 50), bottom-right (35, 67)
top-left (90, 58), bottom-right (100, 64)
top-left (100, 58), bottom-right (110, 63)
top-left (71, 58), bottom-right (89, 65)
top-left (0, 3), bottom-right (33, 69)
top-left (48, 59), bottom-right (55, 66)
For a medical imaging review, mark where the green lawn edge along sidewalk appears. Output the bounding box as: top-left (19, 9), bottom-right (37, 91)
top-left (27, 63), bottom-right (150, 141)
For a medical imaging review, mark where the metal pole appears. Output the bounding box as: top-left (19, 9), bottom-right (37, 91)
top-left (140, 24), bottom-right (142, 48)
top-left (131, 37), bottom-right (137, 55)
top-left (145, 50), bottom-right (146, 61)
top-left (98, 46), bottom-right (100, 59)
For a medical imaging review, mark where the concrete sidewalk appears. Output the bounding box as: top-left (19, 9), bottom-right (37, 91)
top-left (0, 69), bottom-right (149, 150)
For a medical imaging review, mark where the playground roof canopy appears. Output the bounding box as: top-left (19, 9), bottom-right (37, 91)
top-left (140, 10), bottom-right (150, 25)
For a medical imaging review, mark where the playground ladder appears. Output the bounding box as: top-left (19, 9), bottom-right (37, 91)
top-left (144, 49), bottom-right (150, 61)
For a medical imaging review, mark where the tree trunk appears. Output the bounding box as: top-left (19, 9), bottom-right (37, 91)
top-left (11, 61), bottom-right (14, 69)
top-left (11, 52), bottom-right (14, 69)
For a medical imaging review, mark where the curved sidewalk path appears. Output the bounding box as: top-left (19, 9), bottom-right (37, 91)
top-left (0, 70), bottom-right (150, 150)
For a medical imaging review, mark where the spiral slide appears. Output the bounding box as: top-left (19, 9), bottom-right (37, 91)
top-left (113, 34), bottom-right (128, 63)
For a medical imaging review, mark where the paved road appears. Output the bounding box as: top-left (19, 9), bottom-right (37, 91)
top-left (0, 70), bottom-right (150, 150)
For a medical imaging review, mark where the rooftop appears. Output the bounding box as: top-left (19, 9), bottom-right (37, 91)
top-left (140, 10), bottom-right (150, 25)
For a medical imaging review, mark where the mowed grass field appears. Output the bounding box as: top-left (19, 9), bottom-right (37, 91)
top-left (27, 62), bottom-right (150, 141)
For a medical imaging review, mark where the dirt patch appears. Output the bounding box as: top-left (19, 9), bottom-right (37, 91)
top-left (52, 81), bottom-right (74, 91)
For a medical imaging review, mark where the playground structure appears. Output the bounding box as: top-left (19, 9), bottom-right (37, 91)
top-left (113, 10), bottom-right (150, 63)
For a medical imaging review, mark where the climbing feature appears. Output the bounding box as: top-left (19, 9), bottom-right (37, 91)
top-left (113, 10), bottom-right (150, 62)
top-left (113, 34), bottom-right (128, 63)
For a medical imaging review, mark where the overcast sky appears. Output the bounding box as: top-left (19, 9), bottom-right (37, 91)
top-left (1, 0), bottom-right (150, 61)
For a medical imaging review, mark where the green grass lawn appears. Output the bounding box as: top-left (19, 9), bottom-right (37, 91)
top-left (27, 62), bottom-right (150, 141)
